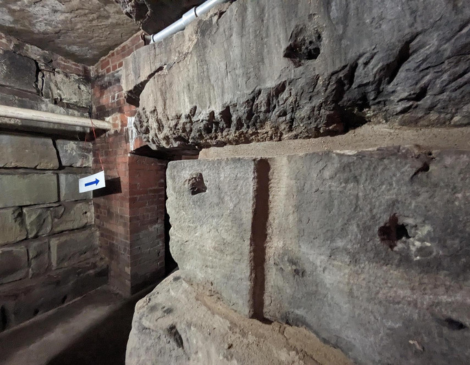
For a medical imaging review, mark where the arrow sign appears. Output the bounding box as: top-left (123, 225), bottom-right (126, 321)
top-left (79, 171), bottom-right (106, 193)
top-left (85, 178), bottom-right (100, 187)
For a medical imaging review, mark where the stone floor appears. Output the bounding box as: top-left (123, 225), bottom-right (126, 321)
top-left (0, 285), bottom-right (153, 365)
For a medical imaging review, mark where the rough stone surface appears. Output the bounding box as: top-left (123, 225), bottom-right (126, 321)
top-left (0, 134), bottom-right (59, 169)
top-left (56, 140), bottom-right (93, 168)
top-left (0, 208), bottom-right (27, 245)
top-left (167, 159), bottom-right (257, 317)
top-left (126, 273), bottom-right (353, 365)
top-left (263, 148), bottom-right (470, 365)
top-left (0, 173), bottom-right (58, 209)
top-left (42, 71), bottom-right (92, 109)
top-left (0, 50), bottom-right (37, 93)
top-left (0, 0), bottom-right (139, 65)
top-left (123, 0), bottom-right (470, 152)
top-left (23, 201), bottom-right (94, 238)
top-left (59, 173), bottom-right (93, 201)
top-left (27, 238), bottom-right (49, 278)
top-left (0, 260), bottom-right (107, 331)
top-left (115, 0), bottom-right (203, 34)
top-left (50, 228), bottom-right (99, 269)
top-left (0, 247), bottom-right (28, 285)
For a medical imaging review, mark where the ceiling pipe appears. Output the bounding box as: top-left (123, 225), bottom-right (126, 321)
top-left (0, 105), bottom-right (112, 130)
top-left (149, 0), bottom-right (231, 44)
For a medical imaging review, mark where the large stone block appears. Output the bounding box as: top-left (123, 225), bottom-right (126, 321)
top-left (0, 208), bottom-right (27, 245)
top-left (126, 273), bottom-right (352, 365)
top-left (0, 173), bottom-right (58, 209)
top-left (0, 51), bottom-right (37, 93)
top-left (42, 71), bottom-right (91, 108)
top-left (124, 0), bottom-right (470, 151)
top-left (59, 173), bottom-right (92, 201)
top-left (0, 134), bottom-right (59, 169)
top-left (264, 148), bottom-right (470, 365)
top-left (0, 247), bottom-right (28, 285)
top-left (50, 228), bottom-right (98, 269)
top-left (23, 201), bottom-right (93, 238)
top-left (27, 238), bottom-right (50, 277)
top-left (56, 140), bottom-right (92, 168)
top-left (167, 159), bottom-right (257, 317)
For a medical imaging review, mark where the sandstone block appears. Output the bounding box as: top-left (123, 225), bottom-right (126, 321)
top-left (59, 173), bottom-right (92, 201)
top-left (167, 158), bottom-right (257, 317)
top-left (43, 71), bottom-right (91, 109)
top-left (0, 135), bottom-right (59, 169)
top-left (0, 174), bottom-right (58, 208)
top-left (0, 208), bottom-right (27, 245)
top-left (24, 201), bottom-right (93, 238)
top-left (126, 273), bottom-right (352, 365)
top-left (55, 140), bottom-right (92, 167)
top-left (264, 148), bottom-right (470, 365)
top-left (124, 0), bottom-right (470, 151)
top-left (0, 247), bottom-right (28, 285)
top-left (27, 238), bottom-right (49, 277)
top-left (50, 228), bottom-right (98, 269)
top-left (0, 51), bottom-right (37, 93)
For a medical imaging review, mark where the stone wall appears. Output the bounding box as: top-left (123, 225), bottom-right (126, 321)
top-left (0, 31), bottom-right (91, 118)
top-left (123, 0), bottom-right (470, 364)
top-left (0, 134), bottom-right (106, 332)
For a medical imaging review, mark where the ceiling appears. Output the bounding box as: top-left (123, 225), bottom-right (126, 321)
top-left (0, 0), bottom-right (207, 66)
top-left (0, 0), bottom-right (141, 65)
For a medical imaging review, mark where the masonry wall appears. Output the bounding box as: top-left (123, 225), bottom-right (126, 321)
top-left (0, 31), bottom-right (90, 119)
top-left (91, 32), bottom-right (167, 296)
top-left (0, 35), bottom-right (107, 333)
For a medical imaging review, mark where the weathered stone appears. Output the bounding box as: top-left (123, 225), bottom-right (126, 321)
top-left (27, 238), bottom-right (49, 277)
top-left (56, 140), bottom-right (92, 168)
top-left (0, 208), bottom-right (27, 245)
top-left (0, 260), bottom-right (107, 332)
top-left (50, 228), bottom-right (99, 269)
top-left (43, 71), bottom-right (92, 109)
top-left (0, 50), bottom-right (37, 93)
top-left (0, 247), bottom-right (28, 285)
top-left (0, 0), bottom-right (139, 65)
top-left (126, 273), bottom-right (352, 365)
top-left (123, 0), bottom-right (470, 152)
top-left (0, 134), bottom-right (59, 169)
top-left (0, 174), bottom-right (58, 209)
top-left (24, 201), bottom-right (93, 238)
top-left (263, 148), bottom-right (470, 365)
top-left (59, 173), bottom-right (93, 201)
top-left (167, 159), bottom-right (257, 317)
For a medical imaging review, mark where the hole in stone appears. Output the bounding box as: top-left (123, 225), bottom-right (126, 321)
top-left (33, 308), bottom-right (40, 317)
top-left (378, 214), bottom-right (410, 250)
top-left (167, 324), bottom-right (184, 349)
top-left (0, 306), bottom-right (8, 331)
top-left (411, 162), bottom-right (430, 179)
top-left (62, 295), bottom-right (68, 304)
top-left (440, 318), bottom-right (468, 331)
top-left (185, 173), bottom-right (207, 196)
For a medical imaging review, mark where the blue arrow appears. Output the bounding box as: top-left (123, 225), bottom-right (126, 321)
top-left (85, 178), bottom-right (99, 187)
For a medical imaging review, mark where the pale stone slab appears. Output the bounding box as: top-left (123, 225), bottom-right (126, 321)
top-left (0, 135), bottom-right (59, 169)
top-left (56, 140), bottom-right (92, 168)
top-left (167, 158), bottom-right (256, 317)
top-left (59, 173), bottom-right (92, 201)
top-left (50, 228), bottom-right (98, 269)
top-left (0, 208), bottom-right (27, 245)
top-left (0, 174), bottom-right (58, 208)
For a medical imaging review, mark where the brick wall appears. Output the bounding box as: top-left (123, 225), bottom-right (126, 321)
top-left (92, 32), bottom-right (168, 296)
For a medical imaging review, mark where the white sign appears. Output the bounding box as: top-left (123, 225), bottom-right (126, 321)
top-left (79, 171), bottom-right (106, 193)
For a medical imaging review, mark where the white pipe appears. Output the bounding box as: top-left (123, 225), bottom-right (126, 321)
top-left (151, 0), bottom-right (230, 44)
top-left (0, 105), bottom-right (112, 130)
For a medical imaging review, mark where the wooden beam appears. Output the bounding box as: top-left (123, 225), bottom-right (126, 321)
top-left (0, 105), bottom-right (112, 130)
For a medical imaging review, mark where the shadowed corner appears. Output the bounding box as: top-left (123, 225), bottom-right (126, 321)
top-left (93, 177), bottom-right (122, 198)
